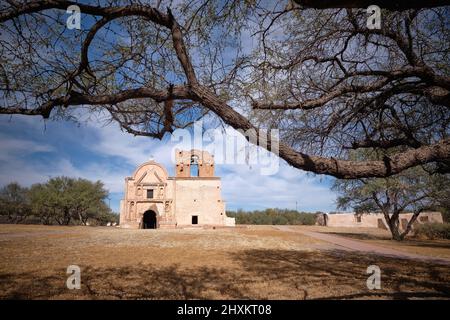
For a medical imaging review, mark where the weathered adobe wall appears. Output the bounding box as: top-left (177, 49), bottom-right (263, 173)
top-left (119, 151), bottom-right (235, 228)
top-left (173, 178), bottom-right (226, 226)
top-left (175, 149), bottom-right (215, 178)
top-left (324, 212), bottom-right (443, 229)
top-left (119, 161), bottom-right (171, 228)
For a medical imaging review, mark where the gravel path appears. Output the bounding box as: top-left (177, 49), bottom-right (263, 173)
top-left (275, 226), bottom-right (450, 265)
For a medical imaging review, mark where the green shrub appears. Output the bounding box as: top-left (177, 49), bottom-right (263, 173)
top-left (442, 210), bottom-right (450, 223)
top-left (226, 208), bottom-right (316, 225)
top-left (413, 223), bottom-right (450, 240)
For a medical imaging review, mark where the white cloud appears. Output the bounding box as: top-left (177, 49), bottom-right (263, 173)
top-left (219, 162), bottom-right (336, 212)
top-left (0, 114), bottom-right (338, 213)
top-left (0, 155), bottom-right (124, 193)
top-left (0, 133), bottom-right (54, 162)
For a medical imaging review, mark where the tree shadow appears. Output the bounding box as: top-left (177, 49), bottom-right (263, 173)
top-left (321, 232), bottom-right (450, 250)
top-left (231, 249), bottom-right (450, 299)
top-left (325, 232), bottom-right (390, 241)
top-left (0, 272), bottom-right (63, 299)
top-left (1, 249), bottom-right (449, 299)
top-left (399, 240), bottom-right (450, 250)
top-left (0, 264), bottom-right (253, 300)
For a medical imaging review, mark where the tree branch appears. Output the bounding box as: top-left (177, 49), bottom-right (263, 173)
top-left (292, 0), bottom-right (450, 10)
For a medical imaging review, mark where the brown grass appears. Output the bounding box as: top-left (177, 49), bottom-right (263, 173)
top-left (0, 224), bottom-right (449, 299)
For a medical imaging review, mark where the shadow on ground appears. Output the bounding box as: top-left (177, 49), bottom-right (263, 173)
top-left (1, 249), bottom-right (449, 299)
top-left (325, 232), bottom-right (391, 241)
top-left (232, 249), bottom-right (450, 299)
top-left (325, 232), bottom-right (450, 251)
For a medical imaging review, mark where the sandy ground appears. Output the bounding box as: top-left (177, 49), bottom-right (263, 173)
top-left (0, 224), bottom-right (449, 299)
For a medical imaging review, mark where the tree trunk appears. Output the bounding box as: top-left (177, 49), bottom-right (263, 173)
top-left (400, 209), bottom-right (423, 239)
top-left (63, 208), bottom-right (72, 225)
top-left (77, 211), bottom-right (84, 225)
top-left (384, 211), bottom-right (404, 241)
top-left (389, 223), bottom-right (403, 241)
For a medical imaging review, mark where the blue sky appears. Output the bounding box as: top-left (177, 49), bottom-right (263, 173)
top-left (0, 113), bottom-right (338, 213)
top-left (0, 1), bottom-right (339, 214)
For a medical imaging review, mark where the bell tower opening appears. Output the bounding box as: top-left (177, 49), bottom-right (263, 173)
top-left (190, 155), bottom-right (199, 177)
top-left (142, 210), bottom-right (157, 229)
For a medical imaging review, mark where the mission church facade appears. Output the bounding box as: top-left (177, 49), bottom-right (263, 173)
top-left (119, 149), bottom-right (235, 229)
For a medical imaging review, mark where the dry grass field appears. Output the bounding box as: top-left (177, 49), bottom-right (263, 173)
top-left (0, 224), bottom-right (449, 299)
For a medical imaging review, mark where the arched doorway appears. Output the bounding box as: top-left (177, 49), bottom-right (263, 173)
top-left (142, 210), bottom-right (157, 229)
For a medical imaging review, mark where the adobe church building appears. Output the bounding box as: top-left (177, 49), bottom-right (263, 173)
top-left (119, 149), bottom-right (235, 229)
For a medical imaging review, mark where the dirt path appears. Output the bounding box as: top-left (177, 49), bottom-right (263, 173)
top-left (275, 226), bottom-right (450, 265)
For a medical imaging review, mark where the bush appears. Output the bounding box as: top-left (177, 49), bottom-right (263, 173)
top-left (226, 208), bottom-right (316, 225)
top-left (441, 210), bottom-right (450, 223)
top-left (413, 223), bottom-right (450, 240)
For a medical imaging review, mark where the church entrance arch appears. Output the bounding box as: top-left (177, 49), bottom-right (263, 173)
top-left (142, 210), bottom-right (157, 229)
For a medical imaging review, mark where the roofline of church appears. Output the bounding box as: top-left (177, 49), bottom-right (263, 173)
top-left (168, 177), bottom-right (220, 180)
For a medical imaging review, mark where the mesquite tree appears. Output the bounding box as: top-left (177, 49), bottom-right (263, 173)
top-left (333, 164), bottom-right (450, 240)
top-left (0, 182), bottom-right (30, 223)
top-left (0, 1), bottom-right (449, 178)
top-left (28, 177), bottom-right (111, 225)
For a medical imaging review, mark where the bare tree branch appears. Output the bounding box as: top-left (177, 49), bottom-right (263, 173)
top-left (0, 1), bottom-right (449, 179)
top-left (292, 0), bottom-right (450, 10)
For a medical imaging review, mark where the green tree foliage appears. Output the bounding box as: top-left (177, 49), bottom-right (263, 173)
top-left (413, 223), bottom-right (450, 240)
top-left (94, 208), bottom-right (120, 226)
top-left (28, 183), bottom-right (55, 225)
top-left (226, 208), bottom-right (316, 225)
top-left (70, 179), bottom-right (109, 225)
top-left (0, 182), bottom-right (30, 223)
top-left (0, 177), bottom-right (118, 226)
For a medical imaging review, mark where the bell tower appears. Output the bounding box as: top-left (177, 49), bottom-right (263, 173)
top-left (175, 149), bottom-right (214, 177)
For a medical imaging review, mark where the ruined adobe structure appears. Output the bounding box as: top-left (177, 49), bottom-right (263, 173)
top-left (119, 149), bottom-right (235, 229)
top-left (316, 212), bottom-right (443, 230)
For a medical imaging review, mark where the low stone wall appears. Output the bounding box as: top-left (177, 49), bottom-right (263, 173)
top-left (321, 212), bottom-right (443, 230)
top-left (224, 216), bottom-right (236, 227)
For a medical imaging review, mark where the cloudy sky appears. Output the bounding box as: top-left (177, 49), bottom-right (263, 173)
top-left (0, 114), bottom-right (338, 213)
